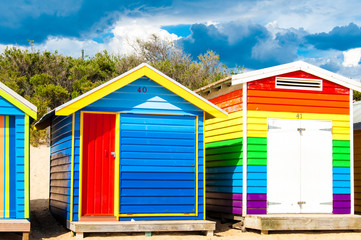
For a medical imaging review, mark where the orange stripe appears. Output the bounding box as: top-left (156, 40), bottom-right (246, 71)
top-left (248, 90), bottom-right (350, 101)
top-left (248, 96), bottom-right (349, 108)
top-left (248, 104), bottom-right (349, 115)
top-left (0, 116), bottom-right (4, 218)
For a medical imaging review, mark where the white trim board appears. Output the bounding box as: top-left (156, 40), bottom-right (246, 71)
top-left (232, 61), bottom-right (361, 92)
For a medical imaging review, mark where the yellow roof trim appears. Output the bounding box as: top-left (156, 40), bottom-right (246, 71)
top-left (0, 88), bottom-right (37, 120)
top-left (55, 64), bottom-right (227, 118)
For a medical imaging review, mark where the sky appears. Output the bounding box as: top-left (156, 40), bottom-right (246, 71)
top-left (2, 0), bottom-right (361, 79)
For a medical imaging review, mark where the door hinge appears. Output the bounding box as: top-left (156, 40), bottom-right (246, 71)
top-left (268, 126), bottom-right (281, 131)
top-left (111, 152), bottom-right (116, 158)
top-left (267, 201), bottom-right (281, 206)
top-left (319, 128), bottom-right (332, 132)
top-left (320, 202), bottom-right (332, 205)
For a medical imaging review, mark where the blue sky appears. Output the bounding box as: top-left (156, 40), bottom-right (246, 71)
top-left (2, 0), bottom-right (361, 79)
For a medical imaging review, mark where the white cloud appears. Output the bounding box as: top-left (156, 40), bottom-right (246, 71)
top-left (343, 48), bottom-right (361, 67)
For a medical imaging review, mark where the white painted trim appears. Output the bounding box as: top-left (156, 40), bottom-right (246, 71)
top-left (242, 83), bottom-right (248, 216)
top-left (350, 91), bottom-right (355, 214)
top-left (0, 81), bottom-right (37, 112)
top-left (232, 61), bottom-right (361, 92)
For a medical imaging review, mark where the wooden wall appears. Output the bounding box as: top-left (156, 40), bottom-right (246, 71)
top-left (205, 88), bottom-right (243, 216)
top-left (247, 70), bottom-right (351, 214)
top-left (354, 129), bottom-right (361, 213)
top-left (49, 115), bottom-right (73, 221)
top-left (52, 76), bottom-right (206, 222)
top-left (0, 96), bottom-right (28, 219)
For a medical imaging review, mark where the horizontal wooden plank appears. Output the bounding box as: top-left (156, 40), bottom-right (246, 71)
top-left (70, 220), bottom-right (216, 233)
top-left (0, 220), bottom-right (30, 232)
top-left (244, 214), bottom-right (361, 231)
top-left (248, 96), bottom-right (349, 108)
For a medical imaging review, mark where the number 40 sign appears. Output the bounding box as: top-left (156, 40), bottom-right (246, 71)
top-left (137, 87), bottom-right (147, 93)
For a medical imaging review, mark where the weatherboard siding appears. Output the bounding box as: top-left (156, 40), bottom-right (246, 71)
top-left (246, 72), bottom-right (351, 214)
top-left (204, 89), bottom-right (243, 216)
top-left (84, 76), bottom-right (202, 116)
top-left (49, 115), bottom-right (73, 221)
top-left (354, 129), bottom-right (361, 213)
top-left (66, 76), bottom-right (206, 221)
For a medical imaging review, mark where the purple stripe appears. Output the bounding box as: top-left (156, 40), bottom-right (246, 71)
top-left (333, 194), bottom-right (351, 201)
top-left (333, 201), bottom-right (351, 208)
top-left (247, 193), bottom-right (267, 201)
top-left (333, 208), bottom-right (351, 214)
top-left (206, 192), bottom-right (242, 200)
top-left (247, 208), bottom-right (267, 214)
top-left (233, 200), bottom-right (242, 207)
top-left (247, 201), bottom-right (267, 208)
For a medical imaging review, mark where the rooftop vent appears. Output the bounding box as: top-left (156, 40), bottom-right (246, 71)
top-left (275, 77), bottom-right (322, 91)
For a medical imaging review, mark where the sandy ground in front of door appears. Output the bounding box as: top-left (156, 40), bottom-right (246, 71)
top-left (0, 145), bottom-right (360, 240)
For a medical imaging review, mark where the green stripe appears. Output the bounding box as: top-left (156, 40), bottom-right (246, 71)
top-left (206, 159), bottom-right (243, 167)
top-left (205, 138), bottom-right (243, 167)
top-left (206, 144), bottom-right (242, 155)
top-left (206, 152), bottom-right (242, 161)
top-left (247, 137), bottom-right (267, 165)
top-left (205, 138), bottom-right (243, 148)
top-left (206, 138), bottom-right (350, 167)
top-left (333, 140), bottom-right (350, 167)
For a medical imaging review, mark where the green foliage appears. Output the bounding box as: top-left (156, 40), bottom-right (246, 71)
top-left (0, 37), bottom-right (239, 145)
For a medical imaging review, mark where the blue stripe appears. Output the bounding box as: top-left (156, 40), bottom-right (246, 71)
top-left (9, 116), bottom-right (16, 218)
top-left (333, 180), bottom-right (350, 188)
top-left (248, 186), bottom-right (267, 193)
top-left (333, 187), bottom-right (351, 194)
top-left (247, 165), bottom-right (267, 173)
top-left (333, 167), bottom-right (350, 174)
top-left (206, 172), bottom-right (242, 180)
top-left (248, 179), bottom-right (267, 187)
top-left (206, 166), bottom-right (243, 173)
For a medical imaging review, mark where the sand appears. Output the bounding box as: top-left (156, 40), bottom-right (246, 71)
top-left (1, 145), bottom-right (360, 239)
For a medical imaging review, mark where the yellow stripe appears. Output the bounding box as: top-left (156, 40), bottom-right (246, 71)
top-left (205, 125), bottom-right (242, 138)
top-left (56, 66), bottom-right (227, 118)
top-left (70, 113), bottom-right (75, 221)
top-left (118, 213), bottom-right (197, 217)
top-left (205, 132), bottom-right (243, 143)
top-left (24, 115), bottom-right (30, 218)
top-left (0, 89), bottom-right (37, 120)
top-left (78, 112), bottom-right (83, 219)
top-left (247, 110), bottom-right (350, 121)
top-left (114, 113), bottom-right (120, 220)
top-left (205, 118), bottom-right (242, 131)
top-left (4, 116), bottom-right (9, 218)
top-left (205, 111), bottom-right (242, 124)
top-left (205, 111), bottom-right (243, 143)
top-left (195, 115), bottom-right (199, 216)
top-left (203, 113), bottom-right (206, 220)
top-left (247, 110), bottom-right (350, 140)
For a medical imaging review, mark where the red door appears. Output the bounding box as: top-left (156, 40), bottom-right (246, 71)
top-left (82, 113), bottom-right (116, 216)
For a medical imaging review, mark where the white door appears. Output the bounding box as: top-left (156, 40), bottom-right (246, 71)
top-left (300, 120), bottom-right (333, 213)
top-left (267, 119), bottom-right (333, 214)
top-left (267, 119), bottom-right (301, 213)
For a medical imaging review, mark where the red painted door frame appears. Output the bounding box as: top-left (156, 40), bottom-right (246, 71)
top-left (82, 112), bottom-right (116, 216)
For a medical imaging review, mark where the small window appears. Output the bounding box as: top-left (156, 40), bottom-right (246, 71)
top-left (275, 77), bottom-right (322, 91)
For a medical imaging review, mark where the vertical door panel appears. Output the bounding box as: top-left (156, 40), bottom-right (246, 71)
top-left (119, 114), bottom-right (197, 215)
top-left (82, 113), bottom-right (116, 216)
top-left (300, 120), bottom-right (333, 213)
top-left (267, 119), bottom-right (301, 213)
